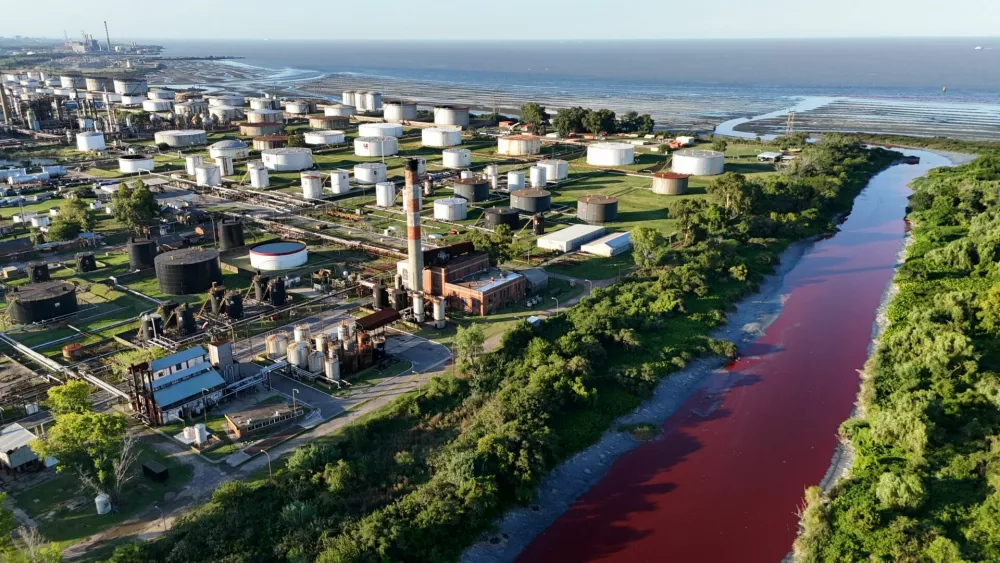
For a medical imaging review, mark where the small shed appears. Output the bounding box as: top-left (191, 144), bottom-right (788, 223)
top-left (0, 423), bottom-right (39, 471)
top-left (519, 268), bottom-right (549, 293)
top-left (757, 151), bottom-right (784, 163)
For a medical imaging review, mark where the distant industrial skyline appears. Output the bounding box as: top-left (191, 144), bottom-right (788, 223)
top-left (3, 0), bottom-right (999, 41)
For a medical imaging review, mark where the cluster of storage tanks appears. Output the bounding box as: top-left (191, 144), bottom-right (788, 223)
top-left (265, 321), bottom-right (357, 382)
top-left (344, 91), bottom-right (382, 113)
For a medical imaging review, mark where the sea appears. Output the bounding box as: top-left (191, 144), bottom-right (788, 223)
top-left (154, 38), bottom-right (1000, 138)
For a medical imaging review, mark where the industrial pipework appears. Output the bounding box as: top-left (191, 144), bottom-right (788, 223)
top-left (404, 158), bottom-right (425, 322)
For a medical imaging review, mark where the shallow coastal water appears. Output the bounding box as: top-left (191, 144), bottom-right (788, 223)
top-left (515, 150), bottom-right (952, 563)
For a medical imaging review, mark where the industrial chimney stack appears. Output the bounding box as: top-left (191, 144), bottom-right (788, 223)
top-left (404, 158), bottom-right (425, 321)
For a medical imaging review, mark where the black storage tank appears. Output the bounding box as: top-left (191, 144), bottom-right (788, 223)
top-left (154, 248), bottom-right (223, 295)
top-left (218, 220), bottom-right (245, 251)
top-left (6, 281), bottom-right (78, 324)
top-left (179, 303), bottom-right (196, 335)
top-left (268, 277), bottom-right (286, 306)
top-left (532, 214), bottom-right (545, 235)
top-left (254, 274), bottom-right (269, 302)
top-left (27, 262), bottom-right (50, 283)
top-left (510, 189), bottom-right (552, 213)
top-left (577, 195), bottom-right (619, 224)
top-left (209, 285), bottom-right (226, 314)
top-left (75, 252), bottom-right (97, 273)
top-left (453, 178), bottom-right (490, 202)
top-left (141, 313), bottom-right (164, 341)
top-left (389, 288), bottom-right (408, 311)
top-left (225, 291), bottom-right (244, 320)
top-left (372, 284), bottom-right (388, 309)
top-left (160, 300), bottom-right (180, 329)
top-left (127, 238), bottom-right (158, 270)
top-left (484, 207), bottom-right (520, 230)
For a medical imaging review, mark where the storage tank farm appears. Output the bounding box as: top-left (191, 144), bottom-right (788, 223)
top-left (155, 248), bottom-right (224, 295)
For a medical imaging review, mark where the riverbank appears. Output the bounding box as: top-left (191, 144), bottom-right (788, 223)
top-left (460, 239), bottom-right (812, 563)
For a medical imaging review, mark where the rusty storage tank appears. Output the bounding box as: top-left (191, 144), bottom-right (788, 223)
top-left (484, 207), bottom-right (520, 230)
top-left (453, 178), bottom-right (490, 202)
top-left (652, 172), bottom-right (690, 195)
top-left (510, 188), bottom-right (551, 213)
top-left (577, 195), bottom-right (619, 223)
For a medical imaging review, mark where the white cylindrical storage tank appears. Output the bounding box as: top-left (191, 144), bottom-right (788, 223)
top-left (460, 170), bottom-right (475, 180)
top-left (304, 130), bottom-right (345, 145)
top-left (325, 357), bottom-right (341, 381)
top-left (354, 162), bottom-right (387, 184)
top-left (671, 149), bottom-right (725, 176)
top-left (193, 423), bottom-right (208, 445)
top-left (209, 140), bottom-right (250, 160)
top-left (375, 182), bottom-right (397, 207)
top-left (433, 297), bottom-right (446, 329)
top-left (284, 100), bottom-right (312, 114)
top-left (315, 333), bottom-right (328, 355)
top-left (342, 91), bottom-right (356, 107)
top-left (442, 148), bottom-right (472, 169)
top-left (250, 97), bottom-right (281, 110)
top-left (246, 109), bottom-right (283, 123)
top-left (587, 143), bottom-right (635, 166)
top-left (354, 136), bottom-right (398, 157)
top-left (329, 170), bottom-right (350, 194)
top-left (59, 75), bottom-right (79, 89)
top-left (414, 156), bottom-right (427, 176)
top-left (120, 94), bottom-right (146, 106)
top-left (154, 129), bottom-right (207, 148)
top-left (507, 171), bottom-right (526, 191)
top-left (362, 91), bottom-right (381, 111)
top-left (174, 100), bottom-right (209, 117)
top-left (215, 156), bottom-right (234, 177)
top-left (251, 241), bottom-right (309, 271)
top-left (302, 172), bottom-right (324, 199)
top-left (324, 104), bottom-right (356, 117)
top-left (308, 351), bottom-right (324, 373)
top-left (95, 494), bottom-right (112, 515)
top-left (142, 99), bottom-right (173, 112)
top-left (383, 100), bottom-right (417, 122)
top-left (498, 135), bottom-right (541, 156)
top-left (434, 104), bottom-right (470, 127)
top-left (529, 166), bottom-right (547, 188)
top-left (75, 131), bottom-right (106, 152)
top-left (539, 159), bottom-right (568, 181)
top-left (358, 122), bottom-right (403, 138)
top-left (147, 89), bottom-right (174, 100)
top-left (113, 78), bottom-right (148, 96)
top-left (195, 164), bottom-right (221, 187)
top-left (266, 333), bottom-right (289, 358)
top-left (411, 291), bottom-right (425, 322)
top-left (119, 155), bottom-right (154, 174)
top-left (422, 127), bottom-right (462, 148)
top-left (287, 341), bottom-right (308, 368)
top-left (261, 148), bottom-right (313, 171)
top-left (185, 155), bottom-right (204, 175)
top-left (248, 161), bottom-right (270, 188)
top-left (295, 322), bottom-right (311, 342)
top-left (52, 87), bottom-right (73, 97)
top-left (209, 95), bottom-right (244, 107)
top-left (208, 105), bottom-right (243, 121)
top-left (433, 198), bottom-right (468, 221)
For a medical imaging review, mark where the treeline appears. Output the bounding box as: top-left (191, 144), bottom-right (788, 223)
top-left (517, 102), bottom-right (654, 136)
top-left (109, 136), bottom-right (896, 563)
top-left (795, 153), bottom-right (1000, 562)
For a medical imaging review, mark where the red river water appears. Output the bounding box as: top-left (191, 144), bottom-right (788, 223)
top-left (518, 151), bottom-right (951, 563)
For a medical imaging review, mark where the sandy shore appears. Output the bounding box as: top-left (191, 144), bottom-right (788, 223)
top-left (459, 239), bottom-right (812, 563)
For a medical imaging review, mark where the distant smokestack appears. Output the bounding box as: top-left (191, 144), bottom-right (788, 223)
top-left (404, 158), bottom-right (424, 321)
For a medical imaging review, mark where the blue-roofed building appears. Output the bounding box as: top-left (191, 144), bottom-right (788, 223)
top-left (145, 360), bottom-right (226, 423)
top-left (151, 346), bottom-right (209, 380)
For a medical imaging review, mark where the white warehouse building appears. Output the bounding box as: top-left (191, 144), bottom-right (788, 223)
top-left (536, 224), bottom-right (606, 253)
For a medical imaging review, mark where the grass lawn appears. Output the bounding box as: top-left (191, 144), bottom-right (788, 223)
top-left (13, 441), bottom-right (193, 546)
top-left (544, 251), bottom-right (634, 281)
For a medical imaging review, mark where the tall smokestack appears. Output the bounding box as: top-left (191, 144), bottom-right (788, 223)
top-left (404, 158), bottom-right (424, 321)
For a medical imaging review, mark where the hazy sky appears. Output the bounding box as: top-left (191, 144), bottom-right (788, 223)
top-left (4, 0), bottom-right (998, 41)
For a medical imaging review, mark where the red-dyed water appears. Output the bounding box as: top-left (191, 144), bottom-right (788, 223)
top-left (519, 153), bottom-right (949, 563)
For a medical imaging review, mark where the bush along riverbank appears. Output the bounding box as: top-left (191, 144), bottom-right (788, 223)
top-left (794, 152), bottom-right (1000, 562)
top-left (110, 137), bottom-right (898, 563)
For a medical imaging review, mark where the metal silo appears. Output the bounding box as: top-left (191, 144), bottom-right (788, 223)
top-left (651, 172), bottom-right (690, 195)
top-left (510, 189), bottom-right (551, 213)
top-left (539, 159), bottom-right (568, 181)
top-left (434, 104), bottom-right (471, 127)
top-left (577, 195), bottom-right (619, 223)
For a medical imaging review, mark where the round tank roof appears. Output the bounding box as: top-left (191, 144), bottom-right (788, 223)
top-left (579, 194), bottom-right (618, 204)
top-left (250, 241), bottom-right (307, 256)
top-left (515, 188), bottom-right (551, 198)
top-left (9, 280), bottom-right (75, 302)
top-left (262, 147), bottom-right (312, 155)
top-left (653, 171), bottom-right (691, 179)
top-left (211, 140), bottom-right (247, 149)
top-left (155, 247), bottom-right (220, 266)
top-left (674, 149), bottom-right (724, 158)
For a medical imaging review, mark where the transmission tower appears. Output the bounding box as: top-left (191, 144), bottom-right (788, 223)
top-left (786, 112), bottom-right (796, 136)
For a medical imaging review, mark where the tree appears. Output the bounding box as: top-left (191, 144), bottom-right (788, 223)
top-left (110, 179), bottom-right (160, 234)
top-left (669, 199), bottom-right (708, 245)
top-left (286, 132), bottom-right (305, 148)
top-left (60, 196), bottom-right (97, 231)
top-left (108, 347), bottom-right (166, 382)
top-left (876, 471), bottom-right (926, 510)
top-left (711, 138), bottom-right (728, 153)
top-left (46, 219), bottom-right (82, 242)
top-left (552, 107), bottom-right (587, 137)
top-left (978, 282), bottom-right (1000, 334)
top-left (469, 224), bottom-right (514, 267)
top-left (636, 114), bottom-right (655, 135)
top-left (582, 110), bottom-right (603, 136)
top-left (0, 493), bottom-right (15, 551)
top-left (631, 226), bottom-right (667, 268)
top-left (617, 111), bottom-right (639, 133)
top-left (707, 172), bottom-right (754, 217)
top-left (45, 381), bottom-right (91, 415)
top-left (3, 525), bottom-right (62, 563)
top-left (520, 103), bottom-right (549, 134)
top-left (454, 324), bottom-right (485, 365)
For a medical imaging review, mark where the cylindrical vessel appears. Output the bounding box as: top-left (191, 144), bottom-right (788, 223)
top-left (261, 148), bottom-right (313, 171)
top-left (329, 170), bottom-right (350, 194)
top-left (372, 284), bottom-right (388, 309)
top-left (195, 164), bottom-right (221, 187)
top-left (411, 291), bottom-right (425, 323)
top-left (225, 292), bottom-right (244, 320)
top-left (119, 155), bottom-right (154, 174)
top-left (354, 136), bottom-right (398, 157)
top-left (6, 281), bottom-right (78, 324)
top-left (577, 195), bottom-right (619, 223)
top-left (248, 161), bottom-right (270, 188)
top-left (358, 123), bottom-right (403, 137)
top-left (147, 89), bottom-right (175, 100)
top-left (529, 166), bottom-right (547, 188)
top-left (250, 97), bottom-right (281, 110)
top-left (185, 155), bottom-right (204, 175)
top-left (246, 109), bottom-right (283, 123)
top-left (268, 278), bottom-right (287, 306)
top-left (209, 140), bottom-right (250, 159)
top-left (539, 159), bottom-right (568, 181)
top-left (484, 207), bottom-right (520, 229)
top-left (252, 136), bottom-right (288, 151)
top-left (434, 104), bottom-right (470, 127)
top-left (239, 122), bottom-right (284, 136)
top-left (85, 77), bottom-right (110, 92)
top-left (208, 105), bottom-right (243, 121)
top-left (390, 288), bottom-right (408, 311)
top-left (507, 170), bottom-right (526, 191)
top-left (287, 341), bottom-right (309, 368)
top-left (294, 323), bottom-right (311, 343)
top-left (154, 248), bottom-right (223, 295)
top-left (308, 351), bottom-right (324, 373)
top-left (510, 189), bottom-right (551, 213)
top-left (249, 241), bottom-right (308, 271)
top-left (671, 149), bottom-right (725, 176)
top-left (75, 252), bottom-right (97, 273)
top-left (375, 182), bottom-right (397, 207)
top-left (214, 156), bottom-right (234, 177)
top-left (59, 75), bottom-right (80, 89)
top-left (422, 127), bottom-right (462, 147)
top-left (127, 238), bottom-right (157, 270)
top-left (342, 91), bottom-right (356, 106)
top-left (75, 131), bottom-right (105, 151)
top-left (209, 94), bottom-right (245, 107)
top-left (433, 198), bottom-right (468, 221)
top-left (315, 333), bottom-right (328, 355)
top-left (308, 115), bottom-right (350, 129)
top-left (652, 172), bottom-right (690, 195)
top-left (113, 78), bottom-right (149, 96)
top-left (453, 178), bottom-right (489, 202)
top-left (324, 104), bottom-right (356, 117)
top-left (354, 162), bottom-right (387, 184)
top-left (302, 172), bottom-right (324, 199)
top-left (587, 143), bottom-right (635, 166)
top-left (142, 99), bottom-right (173, 112)
top-left (363, 91), bottom-right (382, 112)
top-left (442, 148), bottom-right (472, 169)
top-left (27, 262), bottom-right (50, 283)
top-left (498, 135), bottom-right (541, 156)
top-left (266, 332), bottom-right (289, 359)
top-left (383, 99), bottom-right (418, 122)
top-left (218, 220), bottom-right (245, 250)
top-left (304, 130), bottom-right (345, 145)
top-left (325, 357), bottom-right (341, 381)
top-left (433, 297), bottom-right (446, 329)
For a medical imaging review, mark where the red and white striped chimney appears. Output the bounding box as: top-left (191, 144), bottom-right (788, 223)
top-left (404, 159), bottom-right (424, 318)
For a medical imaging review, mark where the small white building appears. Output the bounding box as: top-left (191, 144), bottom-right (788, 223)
top-left (536, 224), bottom-right (606, 253)
top-left (675, 136), bottom-right (696, 146)
top-left (757, 151), bottom-right (784, 163)
top-left (581, 232), bottom-right (632, 257)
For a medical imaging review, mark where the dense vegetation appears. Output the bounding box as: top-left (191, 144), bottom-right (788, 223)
top-left (112, 136), bottom-right (897, 563)
top-left (551, 106), bottom-right (655, 136)
top-left (795, 153), bottom-right (1000, 562)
